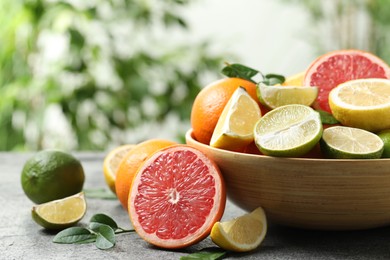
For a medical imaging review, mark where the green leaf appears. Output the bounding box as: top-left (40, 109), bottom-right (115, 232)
top-left (263, 73), bottom-right (285, 85)
top-left (180, 250), bottom-right (226, 260)
top-left (90, 214), bottom-right (118, 230)
top-left (83, 188), bottom-right (117, 200)
top-left (221, 63), bottom-right (258, 83)
top-left (95, 225), bottom-right (116, 250)
top-left (316, 109), bottom-right (339, 124)
top-left (53, 227), bottom-right (96, 244)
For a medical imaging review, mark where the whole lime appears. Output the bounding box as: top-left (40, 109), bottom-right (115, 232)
top-left (21, 150), bottom-right (85, 204)
top-left (378, 130), bottom-right (390, 158)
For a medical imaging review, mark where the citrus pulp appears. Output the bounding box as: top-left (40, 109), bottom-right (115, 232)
top-left (128, 145), bottom-right (226, 249)
top-left (32, 192), bottom-right (86, 230)
top-left (304, 49), bottom-right (390, 112)
top-left (210, 87), bottom-right (261, 151)
top-left (115, 139), bottom-right (176, 210)
top-left (103, 144), bottom-right (136, 194)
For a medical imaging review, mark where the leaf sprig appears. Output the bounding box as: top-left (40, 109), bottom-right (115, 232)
top-left (53, 213), bottom-right (135, 250)
top-left (221, 62), bottom-right (285, 85)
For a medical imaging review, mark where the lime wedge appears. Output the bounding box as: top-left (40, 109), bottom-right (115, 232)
top-left (320, 126), bottom-right (384, 159)
top-left (254, 104), bottom-right (322, 157)
top-left (32, 192), bottom-right (86, 230)
top-left (257, 83), bottom-right (318, 109)
top-left (210, 87), bottom-right (262, 151)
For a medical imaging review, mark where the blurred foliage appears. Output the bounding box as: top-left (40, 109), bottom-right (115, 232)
top-left (0, 0), bottom-right (228, 151)
top-left (284, 0), bottom-right (390, 63)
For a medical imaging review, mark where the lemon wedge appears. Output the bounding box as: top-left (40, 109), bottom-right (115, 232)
top-left (31, 192), bottom-right (87, 230)
top-left (210, 86), bottom-right (262, 151)
top-left (210, 207), bottom-right (267, 252)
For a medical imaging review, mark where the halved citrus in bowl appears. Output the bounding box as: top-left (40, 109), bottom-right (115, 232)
top-left (257, 83), bottom-right (318, 109)
top-left (128, 145), bottom-right (226, 249)
top-left (254, 104), bottom-right (323, 157)
top-left (320, 126), bottom-right (384, 159)
top-left (329, 78), bottom-right (390, 132)
top-left (304, 49), bottom-right (390, 112)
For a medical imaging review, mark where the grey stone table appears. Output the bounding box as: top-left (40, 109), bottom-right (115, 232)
top-left (2, 152), bottom-right (390, 260)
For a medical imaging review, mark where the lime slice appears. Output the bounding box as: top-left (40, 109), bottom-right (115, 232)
top-left (210, 86), bottom-right (262, 151)
top-left (320, 126), bottom-right (384, 159)
top-left (254, 104), bottom-right (322, 157)
top-left (31, 192), bottom-right (86, 230)
top-left (210, 207), bottom-right (267, 252)
top-left (257, 83), bottom-right (318, 109)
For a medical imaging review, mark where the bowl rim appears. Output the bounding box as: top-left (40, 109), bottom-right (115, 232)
top-left (185, 128), bottom-right (390, 163)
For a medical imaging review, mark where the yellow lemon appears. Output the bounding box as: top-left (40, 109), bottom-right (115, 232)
top-left (210, 207), bottom-right (267, 252)
top-left (210, 87), bottom-right (262, 151)
top-left (329, 78), bottom-right (390, 132)
top-left (103, 144), bottom-right (136, 194)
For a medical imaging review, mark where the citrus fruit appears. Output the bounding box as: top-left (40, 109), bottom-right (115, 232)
top-left (378, 130), bottom-right (390, 158)
top-left (282, 71), bottom-right (305, 86)
top-left (304, 49), bottom-right (390, 112)
top-left (328, 78), bottom-right (390, 132)
top-left (254, 104), bottom-right (323, 157)
top-left (21, 150), bottom-right (85, 204)
top-left (210, 87), bottom-right (262, 151)
top-left (103, 144), bottom-right (136, 194)
top-left (191, 77), bottom-right (261, 145)
top-left (128, 145), bottom-right (226, 249)
top-left (257, 83), bottom-right (318, 109)
top-left (115, 139), bottom-right (176, 210)
top-left (320, 126), bottom-right (384, 159)
top-left (31, 192), bottom-right (86, 230)
top-left (210, 207), bottom-right (267, 252)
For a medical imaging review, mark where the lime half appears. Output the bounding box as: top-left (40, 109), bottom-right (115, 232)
top-left (32, 192), bottom-right (86, 230)
top-left (257, 83), bottom-right (318, 109)
top-left (320, 126), bottom-right (384, 159)
top-left (254, 104), bottom-right (322, 157)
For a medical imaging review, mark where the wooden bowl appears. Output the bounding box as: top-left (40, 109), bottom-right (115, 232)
top-left (185, 129), bottom-right (390, 230)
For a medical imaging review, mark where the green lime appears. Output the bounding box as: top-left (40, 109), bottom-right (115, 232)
top-left (320, 126), bottom-right (384, 159)
top-left (256, 83), bottom-right (318, 109)
top-left (377, 129), bottom-right (390, 158)
top-left (254, 104), bottom-right (323, 157)
top-left (32, 192), bottom-right (86, 230)
top-left (21, 150), bottom-right (85, 204)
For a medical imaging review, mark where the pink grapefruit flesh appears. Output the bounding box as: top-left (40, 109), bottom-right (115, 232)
top-left (304, 49), bottom-right (390, 113)
top-left (128, 145), bottom-right (226, 249)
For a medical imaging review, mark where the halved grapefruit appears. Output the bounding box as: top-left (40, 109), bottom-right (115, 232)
top-left (128, 145), bottom-right (226, 249)
top-left (304, 49), bottom-right (390, 113)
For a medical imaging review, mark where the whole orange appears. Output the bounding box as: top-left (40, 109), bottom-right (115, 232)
top-left (115, 139), bottom-right (176, 210)
top-left (191, 77), bottom-right (260, 145)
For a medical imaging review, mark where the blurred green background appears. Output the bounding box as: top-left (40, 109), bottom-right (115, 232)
top-left (1, 0), bottom-right (390, 151)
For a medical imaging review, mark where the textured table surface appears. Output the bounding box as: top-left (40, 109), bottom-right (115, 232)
top-left (2, 152), bottom-right (390, 260)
